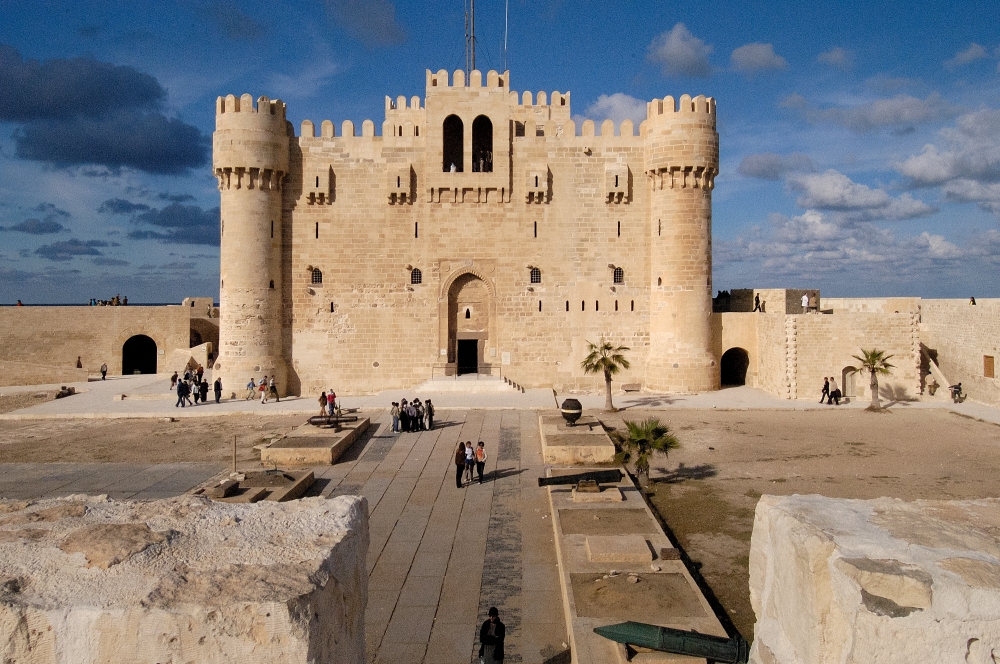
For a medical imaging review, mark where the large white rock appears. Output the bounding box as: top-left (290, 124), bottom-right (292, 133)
top-left (0, 494), bottom-right (368, 663)
top-left (749, 495), bottom-right (1000, 664)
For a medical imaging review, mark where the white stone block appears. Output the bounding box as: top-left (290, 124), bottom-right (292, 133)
top-left (0, 494), bottom-right (368, 664)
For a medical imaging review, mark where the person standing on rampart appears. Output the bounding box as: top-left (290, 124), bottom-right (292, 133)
top-left (753, 294), bottom-right (761, 312)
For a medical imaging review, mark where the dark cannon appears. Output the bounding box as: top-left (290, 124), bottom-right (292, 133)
top-left (537, 469), bottom-right (623, 492)
top-left (595, 622), bottom-right (748, 663)
top-left (307, 414), bottom-right (360, 427)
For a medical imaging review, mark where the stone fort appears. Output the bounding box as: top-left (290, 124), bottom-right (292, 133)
top-left (212, 68), bottom-right (719, 396)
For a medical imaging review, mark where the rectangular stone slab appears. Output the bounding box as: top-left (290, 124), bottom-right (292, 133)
top-left (0, 494), bottom-right (369, 664)
top-left (263, 418), bottom-right (370, 466)
top-left (558, 508), bottom-right (659, 535)
top-left (570, 573), bottom-right (710, 621)
top-left (586, 535), bottom-right (653, 563)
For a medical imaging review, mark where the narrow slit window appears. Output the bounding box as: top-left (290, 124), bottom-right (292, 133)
top-left (538, 301), bottom-right (542, 312)
top-left (533, 221), bottom-right (537, 238)
top-left (269, 280), bottom-right (275, 289)
top-left (397, 176), bottom-right (401, 187)
top-left (565, 301), bottom-right (569, 311)
top-left (315, 176), bottom-right (319, 187)
top-left (271, 220), bottom-right (274, 238)
top-left (415, 126), bottom-right (419, 136)
top-left (410, 268), bottom-right (422, 284)
top-left (414, 222), bottom-right (419, 238)
top-left (330, 302), bottom-right (336, 313)
top-left (582, 301), bottom-right (585, 311)
top-left (465, 308), bottom-right (471, 319)
top-left (535, 175), bottom-right (539, 187)
top-left (595, 301), bottom-right (599, 311)
top-left (315, 222), bottom-right (319, 239)
top-left (631, 300), bottom-right (634, 311)
top-left (617, 221), bottom-right (620, 237)
top-left (615, 175), bottom-right (619, 187)
top-left (658, 277), bottom-right (662, 286)
top-left (658, 219), bottom-right (661, 236)
top-left (615, 300), bottom-right (619, 311)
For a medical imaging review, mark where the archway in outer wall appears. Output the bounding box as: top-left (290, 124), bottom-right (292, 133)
top-left (442, 115), bottom-right (463, 172)
top-left (720, 347), bottom-right (750, 386)
top-left (122, 335), bottom-right (157, 375)
top-left (472, 115), bottom-right (493, 172)
top-left (448, 274), bottom-right (489, 375)
top-left (842, 366), bottom-right (858, 398)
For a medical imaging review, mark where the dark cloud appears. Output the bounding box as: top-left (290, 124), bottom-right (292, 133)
top-left (93, 257), bottom-right (130, 266)
top-left (99, 198), bottom-right (152, 214)
top-left (129, 203), bottom-right (220, 245)
top-left (2, 219), bottom-right (65, 234)
top-left (0, 45), bottom-right (208, 175)
top-left (327, 0), bottom-right (406, 46)
top-left (157, 192), bottom-right (196, 202)
top-left (34, 239), bottom-right (107, 261)
top-left (202, 1), bottom-right (267, 40)
top-left (34, 203), bottom-right (69, 217)
top-left (738, 153), bottom-right (814, 180)
top-left (14, 111), bottom-right (208, 174)
top-left (0, 45), bottom-right (163, 121)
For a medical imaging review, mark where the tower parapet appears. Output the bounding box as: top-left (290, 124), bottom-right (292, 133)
top-left (644, 94), bottom-right (719, 392)
top-left (213, 94), bottom-right (291, 394)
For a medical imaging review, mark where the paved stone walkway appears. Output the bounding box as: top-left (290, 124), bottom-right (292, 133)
top-left (304, 409), bottom-right (569, 664)
top-left (0, 462), bottom-right (223, 501)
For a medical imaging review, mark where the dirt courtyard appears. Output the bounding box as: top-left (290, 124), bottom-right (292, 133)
top-left (600, 407), bottom-right (1000, 643)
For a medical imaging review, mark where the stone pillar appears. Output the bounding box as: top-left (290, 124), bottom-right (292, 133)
top-left (213, 93), bottom-right (290, 395)
top-left (643, 94), bottom-right (719, 392)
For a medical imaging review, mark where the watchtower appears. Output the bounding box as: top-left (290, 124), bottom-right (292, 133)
top-left (644, 94), bottom-right (719, 391)
top-left (213, 94), bottom-right (290, 394)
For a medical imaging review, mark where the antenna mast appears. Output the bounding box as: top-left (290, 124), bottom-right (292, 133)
top-left (465, 0), bottom-right (476, 75)
top-left (504, 0), bottom-right (508, 72)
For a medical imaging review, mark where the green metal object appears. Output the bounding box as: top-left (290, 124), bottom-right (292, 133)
top-left (537, 469), bottom-right (623, 487)
top-left (594, 621), bottom-right (748, 664)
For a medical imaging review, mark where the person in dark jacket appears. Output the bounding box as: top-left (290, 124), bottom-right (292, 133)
top-left (455, 443), bottom-right (466, 489)
top-left (479, 606), bottom-right (505, 663)
top-left (214, 377), bottom-right (223, 403)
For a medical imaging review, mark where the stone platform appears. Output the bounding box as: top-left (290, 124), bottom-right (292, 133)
top-left (545, 468), bottom-right (726, 664)
top-left (0, 494), bottom-right (368, 664)
top-left (539, 413), bottom-right (616, 465)
top-left (261, 417), bottom-right (371, 465)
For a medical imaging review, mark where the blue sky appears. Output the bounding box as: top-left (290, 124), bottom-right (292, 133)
top-left (2, 0), bottom-right (1000, 302)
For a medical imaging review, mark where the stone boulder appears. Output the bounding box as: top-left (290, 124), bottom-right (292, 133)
top-left (0, 494), bottom-right (368, 663)
top-left (749, 494), bottom-right (1000, 664)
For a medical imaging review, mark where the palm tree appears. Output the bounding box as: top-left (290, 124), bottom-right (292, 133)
top-left (851, 349), bottom-right (895, 410)
top-left (611, 417), bottom-right (680, 486)
top-left (581, 338), bottom-right (631, 411)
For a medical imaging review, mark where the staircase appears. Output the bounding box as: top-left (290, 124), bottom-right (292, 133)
top-left (413, 374), bottom-right (525, 393)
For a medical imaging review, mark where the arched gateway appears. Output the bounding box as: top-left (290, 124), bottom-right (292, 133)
top-left (447, 273), bottom-right (491, 375)
top-left (122, 335), bottom-right (157, 375)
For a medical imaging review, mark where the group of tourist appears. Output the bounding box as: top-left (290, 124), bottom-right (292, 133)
top-left (819, 377), bottom-right (843, 405)
top-left (245, 376), bottom-right (280, 403)
top-left (89, 294), bottom-right (127, 306)
top-left (172, 369), bottom-right (222, 407)
top-left (318, 390), bottom-right (337, 415)
top-left (389, 398), bottom-right (434, 432)
top-left (455, 441), bottom-right (488, 487)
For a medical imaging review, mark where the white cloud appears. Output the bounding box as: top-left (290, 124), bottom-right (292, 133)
top-left (896, 109), bottom-right (1000, 186)
top-left (730, 43), bottom-right (787, 73)
top-left (647, 23), bottom-right (712, 78)
top-left (817, 47), bottom-right (852, 70)
top-left (945, 43), bottom-right (988, 69)
top-left (781, 92), bottom-right (960, 133)
top-left (583, 93), bottom-right (647, 127)
top-left (737, 152), bottom-right (814, 180)
top-left (787, 170), bottom-right (936, 220)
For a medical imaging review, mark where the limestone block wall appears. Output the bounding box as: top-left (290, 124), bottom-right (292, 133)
top-left (821, 297), bottom-right (921, 314)
top-left (749, 494), bottom-right (1000, 664)
top-left (0, 306), bottom-right (191, 385)
top-left (0, 494), bottom-right (368, 664)
top-left (920, 298), bottom-right (1000, 406)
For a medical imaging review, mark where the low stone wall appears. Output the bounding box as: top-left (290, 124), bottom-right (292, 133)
top-left (921, 298), bottom-right (1000, 407)
top-left (0, 494), bottom-right (368, 663)
top-left (749, 494), bottom-right (1000, 664)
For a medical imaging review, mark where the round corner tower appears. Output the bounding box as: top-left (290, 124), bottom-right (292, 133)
top-left (643, 94), bottom-right (719, 392)
top-left (213, 93), bottom-right (290, 395)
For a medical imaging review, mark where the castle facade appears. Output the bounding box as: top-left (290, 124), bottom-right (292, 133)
top-left (212, 69), bottom-right (719, 395)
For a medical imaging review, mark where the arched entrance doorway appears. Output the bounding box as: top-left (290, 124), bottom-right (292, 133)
top-left (448, 274), bottom-right (490, 375)
top-left (122, 335), bottom-right (157, 375)
top-left (720, 347), bottom-right (750, 386)
top-left (842, 366), bottom-right (857, 398)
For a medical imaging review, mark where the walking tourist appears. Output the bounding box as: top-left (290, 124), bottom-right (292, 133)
top-left (170, 371), bottom-right (178, 390)
top-left (213, 377), bottom-right (222, 403)
top-left (319, 392), bottom-right (328, 416)
top-left (260, 376), bottom-right (269, 404)
top-left (478, 607), bottom-right (506, 664)
top-left (192, 380), bottom-right (201, 404)
top-left (327, 389), bottom-right (336, 413)
top-left (185, 380), bottom-right (194, 406)
top-left (175, 380), bottom-right (188, 408)
top-left (390, 402), bottom-right (400, 433)
top-left (100, 363), bottom-right (107, 380)
top-left (828, 377), bottom-right (838, 405)
top-left (245, 377), bottom-right (256, 400)
top-left (196, 365), bottom-right (204, 382)
top-left (200, 379), bottom-right (209, 404)
top-left (425, 399), bottom-right (434, 430)
top-left (269, 376), bottom-right (279, 402)
top-left (753, 293), bottom-right (761, 312)
top-left (820, 377), bottom-right (830, 403)
top-left (801, 292), bottom-right (810, 313)
top-left (476, 441), bottom-right (487, 483)
top-left (455, 443), bottom-right (466, 488)
top-left (464, 442), bottom-right (475, 484)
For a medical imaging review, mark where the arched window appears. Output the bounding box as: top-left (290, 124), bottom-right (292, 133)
top-left (311, 268), bottom-right (323, 284)
top-left (465, 308), bottom-right (471, 319)
top-left (472, 115), bottom-right (493, 173)
top-left (411, 268), bottom-right (422, 285)
top-left (613, 267), bottom-right (624, 284)
top-left (530, 267), bottom-right (541, 284)
top-left (269, 280), bottom-right (275, 289)
top-left (442, 115), bottom-right (463, 172)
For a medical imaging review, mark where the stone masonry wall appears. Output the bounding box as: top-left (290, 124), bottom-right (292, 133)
top-left (920, 298), bottom-right (1000, 407)
top-left (0, 306), bottom-right (191, 386)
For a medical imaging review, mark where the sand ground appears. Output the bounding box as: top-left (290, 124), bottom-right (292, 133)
top-left (599, 407), bottom-right (1000, 642)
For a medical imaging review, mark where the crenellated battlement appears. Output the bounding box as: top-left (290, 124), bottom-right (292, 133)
top-left (425, 69), bottom-right (510, 93)
top-left (215, 94), bottom-right (288, 134)
top-left (646, 94), bottom-right (716, 119)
